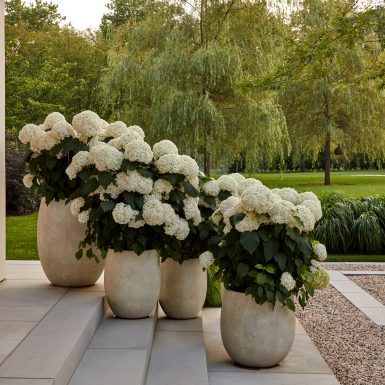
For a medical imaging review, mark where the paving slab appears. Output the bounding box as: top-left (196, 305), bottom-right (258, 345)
top-left (156, 308), bottom-right (203, 332)
top-left (208, 372), bottom-right (340, 385)
top-left (0, 290), bottom-right (104, 385)
top-left (0, 380), bottom-right (54, 385)
top-left (4, 264), bottom-right (47, 281)
top-left (327, 271), bottom-right (349, 281)
top-left (330, 280), bottom-right (365, 293)
top-left (342, 271), bottom-right (385, 275)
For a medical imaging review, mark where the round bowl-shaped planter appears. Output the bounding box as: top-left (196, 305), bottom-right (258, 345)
top-left (160, 258), bottom-right (207, 319)
top-left (104, 249), bottom-right (160, 319)
top-left (37, 198), bottom-right (104, 287)
top-left (221, 288), bottom-right (295, 368)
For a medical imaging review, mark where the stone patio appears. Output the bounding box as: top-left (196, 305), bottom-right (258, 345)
top-left (0, 261), bottom-right (344, 385)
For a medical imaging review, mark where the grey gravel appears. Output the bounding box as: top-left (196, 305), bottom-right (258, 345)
top-left (323, 263), bottom-right (385, 271)
top-left (350, 275), bottom-right (385, 306)
top-left (296, 285), bottom-right (385, 385)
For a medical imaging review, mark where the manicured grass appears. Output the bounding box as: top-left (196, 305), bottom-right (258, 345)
top-left (6, 212), bottom-right (38, 260)
top-left (229, 170), bottom-right (385, 197)
top-left (326, 254), bottom-right (385, 262)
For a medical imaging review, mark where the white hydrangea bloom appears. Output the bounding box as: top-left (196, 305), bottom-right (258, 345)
top-left (128, 218), bottom-right (146, 228)
top-left (218, 196), bottom-right (241, 215)
top-left (23, 174), bottom-right (34, 188)
top-left (156, 154), bottom-right (181, 174)
top-left (108, 130), bottom-right (143, 150)
top-left (128, 125), bottom-right (145, 139)
top-left (217, 175), bottom-right (238, 195)
top-left (310, 259), bottom-right (322, 273)
top-left (142, 197), bottom-right (166, 226)
top-left (183, 197), bottom-right (202, 225)
top-left (124, 139), bottom-right (153, 164)
top-left (70, 197), bottom-right (85, 217)
top-left (202, 180), bottom-right (220, 196)
top-left (199, 251), bottom-right (214, 269)
top-left (211, 209), bottom-right (223, 225)
top-left (100, 119), bottom-right (109, 129)
top-left (152, 179), bottom-right (173, 199)
top-left (180, 155), bottom-right (200, 179)
top-left (240, 185), bottom-right (275, 214)
top-left (301, 199), bottom-right (322, 222)
top-left (164, 216), bottom-right (190, 240)
top-left (268, 200), bottom-right (295, 224)
top-left (290, 205), bottom-right (316, 232)
top-left (78, 209), bottom-right (91, 224)
top-left (234, 213), bottom-right (264, 232)
top-left (19, 124), bottom-right (42, 145)
top-left (116, 171), bottom-right (153, 195)
top-left (297, 191), bottom-right (319, 204)
top-left (272, 188), bottom-right (299, 204)
top-left (229, 173), bottom-right (245, 184)
top-left (152, 140), bottom-right (178, 159)
top-left (280, 272), bottom-right (296, 291)
top-left (105, 183), bottom-right (121, 199)
top-left (43, 112), bottom-right (66, 130)
top-left (105, 121), bottom-right (128, 138)
top-left (112, 203), bottom-right (138, 224)
top-left (238, 178), bottom-right (263, 195)
top-left (50, 121), bottom-right (76, 141)
top-left (313, 242), bottom-right (327, 261)
top-left (32, 131), bottom-right (58, 152)
top-left (72, 110), bottom-right (104, 138)
top-left (65, 151), bottom-right (90, 180)
top-left (89, 143), bottom-right (124, 172)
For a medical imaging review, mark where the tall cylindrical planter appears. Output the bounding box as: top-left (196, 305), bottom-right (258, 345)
top-left (105, 249), bottom-right (160, 319)
top-left (37, 198), bottom-right (104, 287)
top-left (160, 258), bottom-right (207, 319)
top-left (221, 289), bottom-right (295, 368)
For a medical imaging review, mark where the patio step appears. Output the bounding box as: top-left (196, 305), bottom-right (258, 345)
top-left (0, 288), bottom-right (104, 385)
top-left (68, 305), bottom-right (158, 385)
top-left (145, 309), bottom-right (209, 385)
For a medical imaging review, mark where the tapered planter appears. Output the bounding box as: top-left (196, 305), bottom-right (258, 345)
top-left (160, 258), bottom-right (207, 319)
top-left (105, 249), bottom-right (160, 319)
top-left (221, 289), bottom-right (295, 368)
top-left (37, 198), bottom-right (104, 287)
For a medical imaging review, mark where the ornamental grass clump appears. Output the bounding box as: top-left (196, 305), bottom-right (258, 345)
top-left (65, 120), bottom-right (201, 261)
top-left (205, 182), bottom-right (329, 311)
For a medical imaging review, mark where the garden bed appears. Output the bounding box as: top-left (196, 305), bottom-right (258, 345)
top-left (296, 284), bottom-right (385, 385)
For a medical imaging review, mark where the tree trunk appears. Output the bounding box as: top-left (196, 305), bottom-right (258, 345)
top-left (324, 131), bottom-right (331, 185)
top-left (203, 144), bottom-right (211, 176)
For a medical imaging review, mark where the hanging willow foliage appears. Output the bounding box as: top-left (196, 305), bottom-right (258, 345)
top-left (99, 0), bottom-right (291, 174)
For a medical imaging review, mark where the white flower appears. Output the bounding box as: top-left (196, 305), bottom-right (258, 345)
top-left (152, 179), bottom-right (173, 199)
top-left (229, 173), bottom-right (245, 184)
top-left (72, 110), bottom-right (104, 138)
top-left (70, 197), bottom-right (85, 217)
top-left (280, 272), bottom-right (296, 291)
top-left (116, 171), bottom-right (153, 195)
top-left (19, 124), bottom-right (42, 145)
top-left (199, 251), bottom-right (214, 269)
top-left (29, 131), bottom-right (57, 152)
top-left (105, 183), bottom-right (121, 199)
top-left (268, 200), bottom-right (295, 224)
top-left (153, 140), bottom-right (178, 159)
top-left (202, 179), bottom-right (220, 197)
top-left (272, 188), bottom-right (299, 204)
top-left (43, 112), bottom-right (66, 130)
top-left (290, 205), bottom-right (316, 232)
top-left (180, 155), bottom-right (200, 179)
top-left (105, 121), bottom-right (128, 138)
top-left (217, 175), bottom-right (238, 195)
top-left (128, 125), bottom-right (145, 139)
top-left (142, 197), bottom-right (166, 226)
top-left (297, 191), bottom-right (319, 204)
top-left (183, 197), bottom-right (202, 225)
top-left (89, 143), bottom-right (124, 172)
top-left (23, 174), bottom-right (34, 188)
top-left (65, 151), bottom-right (90, 180)
top-left (310, 259), bottom-right (322, 273)
top-left (218, 196), bottom-right (241, 215)
top-left (238, 178), bottom-right (263, 195)
top-left (78, 209), bottom-right (91, 224)
top-left (50, 121), bottom-right (76, 141)
top-left (156, 154), bottom-right (181, 174)
top-left (240, 185), bottom-right (275, 214)
top-left (301, 199), bottom-right (322, 222)
top-left (164, 216), bottom-right (190, 240)
top-left (234, 213), bottom-right (265, 232)
top-left (124, 139), bottom-right (153, 164)
top-left (313, 242), bottom-right (327, 261)
top-left (128, 218), bottom-right (146, 228)
top-left (108, 130), bottom-right (143, 149)
top-left (112, 203), bottom-right (138, 224)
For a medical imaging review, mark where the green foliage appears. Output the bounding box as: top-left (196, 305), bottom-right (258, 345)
top-left (205, 265), bottom-right (222, 307)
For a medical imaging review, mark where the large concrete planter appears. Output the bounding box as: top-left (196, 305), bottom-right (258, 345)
top-left (37, 199), bottom-right (104, 287)
top-left (221, 288), bottom-right (295, 368)
top-left (105, 249), bottom-right (160, 319)
top-left (160, 258), bottom-right (207, 319)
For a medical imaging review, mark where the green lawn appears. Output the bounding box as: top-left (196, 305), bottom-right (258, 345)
top-left (6, 170), bottom-right (385, 261)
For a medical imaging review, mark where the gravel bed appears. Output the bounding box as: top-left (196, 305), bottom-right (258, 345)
top-left (350, 275), bottom-right (385, 306)
top-left (323, 263), bottom-right (385, 271)
top-left (296, 285), bottom-right (385, 385)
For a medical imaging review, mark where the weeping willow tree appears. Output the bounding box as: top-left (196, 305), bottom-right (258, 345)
top-left (243, 0), bottom-right (385, 184)
top-left (100, 0), bottom-right (290, 175)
